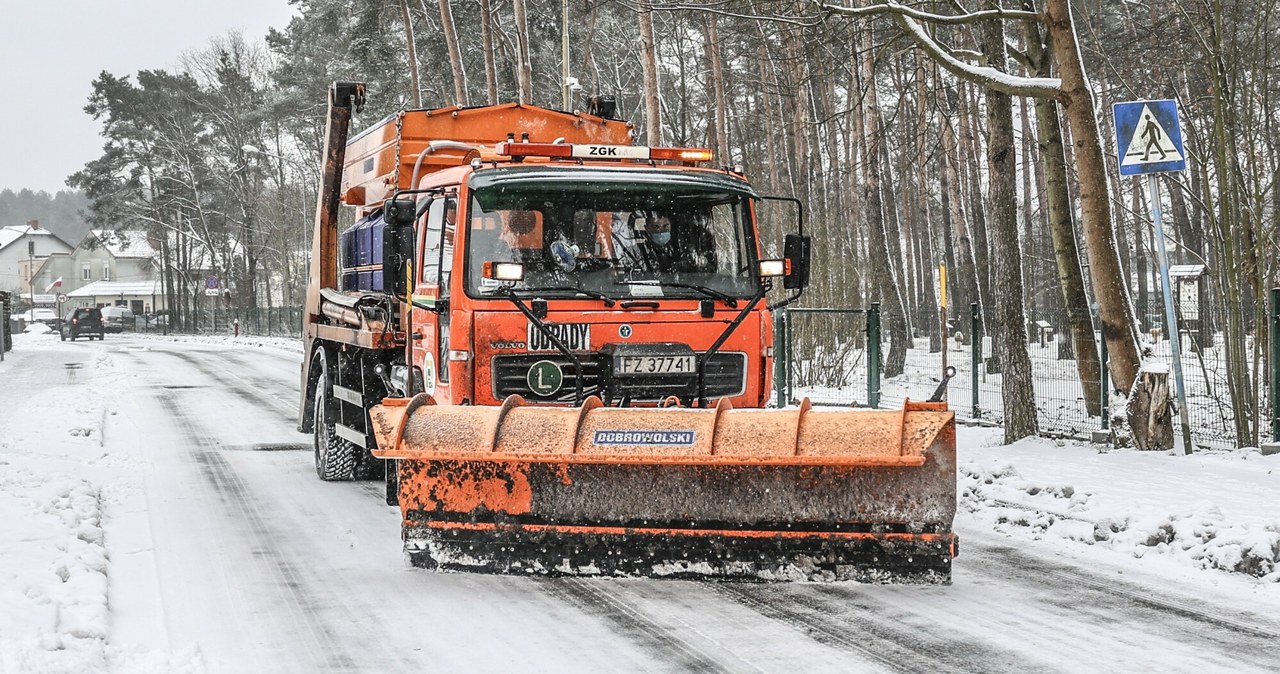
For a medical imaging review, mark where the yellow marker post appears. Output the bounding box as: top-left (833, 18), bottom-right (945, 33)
top-left (939, 264), bottom-right (949, 377)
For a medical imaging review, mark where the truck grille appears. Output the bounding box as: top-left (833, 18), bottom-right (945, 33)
top-left (492, 352), bottom-right (748, 402)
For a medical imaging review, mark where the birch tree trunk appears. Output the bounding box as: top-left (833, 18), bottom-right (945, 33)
top-left (1045, 0), bottom-right (1143, 396)
top-left (512, 0), bottom-right (533, 104)
top-left (398, 0), bottom-right (422, 108)
top-left (478, 0), bottom-right (498, 104)
top-left (982, 7), bottom-right (1038, 442)
top-left (940, 96), bottom-right (979, 344)
top-left (1025, 32), bottom-right (1103, 416)
top-left (856, 0), bottom-right (909, 377)
top-left (637, 1), bottom-right (662, 144)
top-left (433, 0), bottom-right (468, 105)
top-left (702, 14), bottom-right (729, 161)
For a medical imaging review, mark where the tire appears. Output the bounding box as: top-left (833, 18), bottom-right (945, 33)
top-left (313, 368), bottom-right (358, 481)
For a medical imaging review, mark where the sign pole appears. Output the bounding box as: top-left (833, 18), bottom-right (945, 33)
top-left (1148, 174), bottom-right (1193, 454)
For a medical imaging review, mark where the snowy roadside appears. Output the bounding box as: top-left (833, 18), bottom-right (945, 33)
top-left (957, 426), bottom-right (1280, 589)
top-left (0, 332), bottom-right (203, 674)
top-left (125, 332), bottom-right (302, 356)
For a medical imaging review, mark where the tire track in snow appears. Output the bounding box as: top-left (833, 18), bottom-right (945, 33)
top-left (710, 583), bottom-right (1037, 673)
top-left (131, 349), bottom-right (435, 672)
top-left (151, 390), bottom-right (357, 672)
top-left (536, 577), bottom-right (731, 673)
top-left (158, 348), bottom-right (297, 423)
top-left (963, 543), bottom-right (1280, 664)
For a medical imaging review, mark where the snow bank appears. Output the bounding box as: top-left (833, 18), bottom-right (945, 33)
top-left (0, 470), bottom-right (109, 669)
top-left (129, 332), bottom-right (302, 355)
top-left (961, 458), bottom-right (1280, 582)
top-left (0, 335), bottom-right (206, 673)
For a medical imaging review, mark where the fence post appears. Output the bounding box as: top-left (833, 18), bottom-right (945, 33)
top-left (1100, 330), bottom-right (1109, 430)
top-left (868, 303), bottom-right (881, 408)
top-left (970, 303), bottom-right (980, 419)
top-left (1270, 287), bottom-right (1279, 444)
top-left (774, 309), bottom-right (786, 408)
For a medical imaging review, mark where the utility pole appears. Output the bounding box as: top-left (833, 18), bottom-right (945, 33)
top-left (27, 239), bottom-right (35, 309)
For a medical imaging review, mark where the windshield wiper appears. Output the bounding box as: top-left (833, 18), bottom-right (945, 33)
top-left (615, 280), bottom-right (739, 306)
top-left (514, 285), bottom-right (616, 307)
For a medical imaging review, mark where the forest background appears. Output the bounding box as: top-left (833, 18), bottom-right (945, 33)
top-left (8, 0), bottom-right (1279, 446)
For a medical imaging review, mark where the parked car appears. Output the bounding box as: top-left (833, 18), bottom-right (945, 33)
top-left (61, 307), bottom-right (105, 341)
top-left (19, 308), bottom-right (59, 328)
top-left (99, 306), bottom-right (135, 333)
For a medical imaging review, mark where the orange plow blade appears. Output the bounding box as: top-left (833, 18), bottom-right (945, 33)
top-left (370, 396), bottom-right (957, 582)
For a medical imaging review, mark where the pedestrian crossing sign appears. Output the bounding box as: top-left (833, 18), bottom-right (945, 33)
top-left (1113, 99), bottom-right (1187, 175)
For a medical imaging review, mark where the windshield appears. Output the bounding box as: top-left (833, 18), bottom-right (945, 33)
top-left (465, 179), bottom-right (757, 300)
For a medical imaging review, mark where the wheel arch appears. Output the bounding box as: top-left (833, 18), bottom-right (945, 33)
top-left (299, 341), bottom-right (337, 433)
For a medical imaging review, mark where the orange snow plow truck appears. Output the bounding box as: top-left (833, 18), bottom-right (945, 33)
top-left (298, 82), bottom-right (957, 582)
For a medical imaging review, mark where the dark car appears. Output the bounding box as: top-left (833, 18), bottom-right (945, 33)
top-left (61, 308), bottom-right (105, 341)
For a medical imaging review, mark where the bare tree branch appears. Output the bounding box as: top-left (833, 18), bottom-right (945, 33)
top-left (818, 0), bottom-right (1041, 25)
top-left (890, 11), bottom-right (1062, 98)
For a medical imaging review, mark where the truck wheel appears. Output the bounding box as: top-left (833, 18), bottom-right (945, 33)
top-left (313, 369), bottom-right (358, 481)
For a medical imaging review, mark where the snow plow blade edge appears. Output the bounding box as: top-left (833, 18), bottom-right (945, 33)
top-left (370, 395), bottom-right (957, 582)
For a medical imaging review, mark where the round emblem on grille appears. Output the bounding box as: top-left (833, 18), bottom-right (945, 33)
top-left (619, 324), bottom-right (633, 339)
top-left (527, 360), bottom-right (564, 397)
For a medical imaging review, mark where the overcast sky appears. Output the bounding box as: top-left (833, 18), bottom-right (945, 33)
top-left (1, 1), bottom-right (299, 194)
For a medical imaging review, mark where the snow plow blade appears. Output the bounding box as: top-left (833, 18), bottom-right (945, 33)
top-left (370, 396), bottom-right (957, 582)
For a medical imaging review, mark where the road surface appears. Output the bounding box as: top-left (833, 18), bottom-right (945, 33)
top-left (5, 335), bottom-right (1278, 673)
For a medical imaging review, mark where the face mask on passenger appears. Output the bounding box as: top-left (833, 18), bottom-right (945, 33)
top-left (649, 231), bottom-right (671, 246)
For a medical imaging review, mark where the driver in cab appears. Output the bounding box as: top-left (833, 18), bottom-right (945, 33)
top-left (641, 210), bottom-right (715, 274)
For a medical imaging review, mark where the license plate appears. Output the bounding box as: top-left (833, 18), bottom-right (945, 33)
top-left (614, 355), bottom-right (696, 376)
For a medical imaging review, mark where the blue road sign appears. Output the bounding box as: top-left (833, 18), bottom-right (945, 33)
top-left (1113, 99), bottom-right (1187, 175)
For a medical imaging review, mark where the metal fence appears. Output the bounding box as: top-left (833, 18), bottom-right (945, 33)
top-left (775, 290), bottom-right (1280, 450)
top-left (120, 306), bottom-right (305, 338)
top-left (773, 306), bottom-right (877, 408)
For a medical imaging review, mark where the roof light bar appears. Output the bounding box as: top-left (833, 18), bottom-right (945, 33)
top-left (495, 141), bottom-right (713, 163)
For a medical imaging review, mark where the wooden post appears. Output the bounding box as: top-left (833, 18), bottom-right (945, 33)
top-left (1128, 365), bottom-right (1174, 450)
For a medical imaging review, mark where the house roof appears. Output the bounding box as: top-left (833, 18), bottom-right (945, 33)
top-left (84, 229), bottom-right (159, 259)
top-left (67, 280), bottom-right (163, 298)
top-left (0, 225), bottom-right (69, 251)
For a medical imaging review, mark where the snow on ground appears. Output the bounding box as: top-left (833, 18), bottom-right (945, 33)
top-left (126, 332), bottom-right (302, 356)
top-left (1, 331), bottom-right (1278, 672)
top-left (957, 424), bottom-right (1280, 592)
top-left (0, 331), bottom-right (203, 674)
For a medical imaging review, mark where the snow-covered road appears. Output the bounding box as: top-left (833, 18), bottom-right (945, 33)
top-left (2, 333), bottom-right (1278, 673)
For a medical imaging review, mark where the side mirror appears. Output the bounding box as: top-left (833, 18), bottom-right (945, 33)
top-left (382, 198), bottom-right (418, 296)
top-left (782, 233), bottom-right (811, 290)
top-left (383, 197), bottom-right (416, 227)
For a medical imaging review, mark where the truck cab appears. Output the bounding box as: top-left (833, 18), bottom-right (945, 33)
top-left (401, 160), bottom-right (780, 410)
top-left (300, 89), bottom-right (808, 483)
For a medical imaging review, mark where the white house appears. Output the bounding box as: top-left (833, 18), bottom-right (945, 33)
top-left (46, 229), bottom-right (166, 314)
top-left (0, 221), bottom-right (74, 305)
